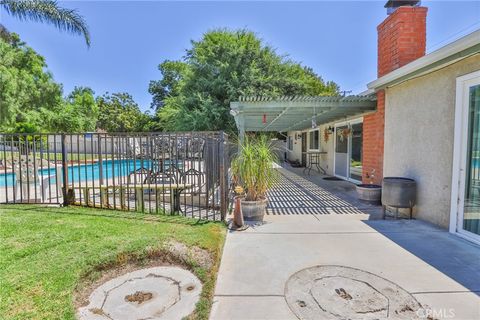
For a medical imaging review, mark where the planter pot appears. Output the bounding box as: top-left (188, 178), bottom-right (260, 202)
top-left (356, 184), bottom-right (382, 202)
top-left (382, 177), bottom-right (416, 208)
top-left (240, 197), bottom-right (268, 221)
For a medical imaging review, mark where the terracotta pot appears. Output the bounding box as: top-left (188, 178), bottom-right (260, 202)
top-left (233, 195), bottom-right (245, 227)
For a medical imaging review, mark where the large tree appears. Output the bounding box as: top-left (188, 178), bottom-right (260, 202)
top-left (96, 92), bottom-right (148, 132)
top-left (0, 33), bottom-right (63, 131)
top-left (48, 86), bottom-right (98, 132)
top-left (149, 29), bottom-right (339, 133)
top-left (0, 0), bottom-right (90, 46)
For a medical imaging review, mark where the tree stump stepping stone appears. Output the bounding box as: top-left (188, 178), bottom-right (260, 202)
top-left (285, 265), bottom-right (426, 319)
top-left (78, 266), bottom-right (202, 320)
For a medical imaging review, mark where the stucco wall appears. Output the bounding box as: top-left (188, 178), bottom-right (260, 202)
top-left (286, 131), bottom-right (303, 163)
top-left (286, 124), bottom-right (337, 177)
top-left (383, 55), bottom-right (480, 228)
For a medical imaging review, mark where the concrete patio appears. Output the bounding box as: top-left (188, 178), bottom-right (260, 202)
top-left (211, 168), bottom-right (480, 319)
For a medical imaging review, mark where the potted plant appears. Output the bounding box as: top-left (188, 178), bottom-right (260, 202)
top-left (323, 128), bottom-right (331, 143)
top-left (231, 135), bottom-right (277, 221)
top-left (337, 126), bottom-right (352, 142)
top-left (356, 169), bottom-right (382, 202)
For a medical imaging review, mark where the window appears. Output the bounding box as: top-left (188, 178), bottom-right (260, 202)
top-left (309, 130), bottom-right (319, 150)
top-left (287, 136), bottom-right (293, 150)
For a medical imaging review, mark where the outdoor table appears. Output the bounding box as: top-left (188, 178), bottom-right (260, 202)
top-left (302, 151), bottom-right (327, 175)
top-left (70, 183), bottom-right (192, 213)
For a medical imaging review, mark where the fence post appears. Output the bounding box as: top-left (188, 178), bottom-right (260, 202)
top-left (61, 134), bottom-right (69, 206)
top-left (219, 131), bottom-right (227, 220)
top-left (98, 134), bottom-right (104, 185)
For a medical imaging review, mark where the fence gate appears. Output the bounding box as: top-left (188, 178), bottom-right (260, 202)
top-left (0, 132), bottom-right (229, 221)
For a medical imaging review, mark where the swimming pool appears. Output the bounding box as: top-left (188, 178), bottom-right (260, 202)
top-left (0, 159), bottom-right (181, 187)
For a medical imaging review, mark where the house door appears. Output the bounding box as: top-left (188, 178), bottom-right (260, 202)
top-left (349, 122), bottom-right (363, 182)
top-left (301, 132), bottom-right (307, 166)
top-left (334, 120), bottom-right (363, 183)
top-left (334, 124), bottom-right (349, 179)
top-left (451, 71), bottom-right (480, 244)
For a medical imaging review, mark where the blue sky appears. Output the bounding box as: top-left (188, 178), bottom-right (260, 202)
top-left (1, 1), bottom-right (479, 111)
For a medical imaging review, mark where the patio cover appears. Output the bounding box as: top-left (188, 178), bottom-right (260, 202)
top-left (230, 95), bottom-right (377, 136)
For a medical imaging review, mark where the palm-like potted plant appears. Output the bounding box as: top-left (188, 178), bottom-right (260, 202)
top-left (231, 135), bottom-right (277, 221)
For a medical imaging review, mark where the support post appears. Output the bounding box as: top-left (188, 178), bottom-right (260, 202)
top-left (219, 131), bottom-right (227, 220)
top-left (61, 134), bottom-right (69, 206)
top-left (98, 134), bottom-right (104, 185)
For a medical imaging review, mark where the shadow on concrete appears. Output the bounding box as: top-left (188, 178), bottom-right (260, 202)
top-left (270, 165), bottom-right (383, 219)
top-left (362, 219), bottom-right (480, 295)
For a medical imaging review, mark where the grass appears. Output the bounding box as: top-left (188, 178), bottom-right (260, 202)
top-left (0, 205), bottom-right (226, 320)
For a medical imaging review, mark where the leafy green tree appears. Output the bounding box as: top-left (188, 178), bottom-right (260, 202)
top-left (0, 33), bottom-right (63, 131)
top-left (48, 86), bottom-right (98, 132)
top-left (0, 0), bottom-right (90, 46)
top-left (96, 92), bottom-right (147, 132)
top-left (149, 29), bottom-right (339, 133)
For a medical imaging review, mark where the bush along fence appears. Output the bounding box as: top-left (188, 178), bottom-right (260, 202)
top-left (0, 132), bottom-right (229, 221)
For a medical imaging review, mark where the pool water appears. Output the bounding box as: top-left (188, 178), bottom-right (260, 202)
top-left (0, 159), bottom-right (181, 187)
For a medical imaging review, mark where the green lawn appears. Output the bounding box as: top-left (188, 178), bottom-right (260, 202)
top-left (0, 205), bottom-right (226, 320)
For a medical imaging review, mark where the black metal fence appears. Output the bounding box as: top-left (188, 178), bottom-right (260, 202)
top-left (0, 132), bottom-right (229, 221)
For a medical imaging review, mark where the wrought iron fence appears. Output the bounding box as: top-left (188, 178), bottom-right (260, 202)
top-left (0, 132), bottom-right (229, 221)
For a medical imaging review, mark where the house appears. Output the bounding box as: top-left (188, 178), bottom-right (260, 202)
top-left (230, 1), bottom-right (480, 243)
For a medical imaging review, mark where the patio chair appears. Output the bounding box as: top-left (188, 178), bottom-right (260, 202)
top-left (187, 137), bottom-right (206, 160)
top-left (152, 136), bottom-right (171, 159)
top-left (170, 136), bottom-right (188, 160)
top-left (150, 136), bottom-right (172, 172)
top-left (127, 137), bottom-right (141, 157)
top-left (178, 168), bottom-right (209, 207)
top-left (13, 156), bottom-right (57, 202)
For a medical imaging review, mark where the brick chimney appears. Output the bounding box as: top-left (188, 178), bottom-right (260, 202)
top-left (362, 1), bottom-right (427, 185)
top-left (378, 3), bottom-right (428, 76)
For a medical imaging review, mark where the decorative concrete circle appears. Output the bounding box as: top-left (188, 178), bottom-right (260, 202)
top-left (77, 266), bottom-right (202, 320)
top-left (285, 265), bottom-right (425, 320)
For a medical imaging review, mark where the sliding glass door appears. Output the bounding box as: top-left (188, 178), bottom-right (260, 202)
top-left (461, 83), bottom-right (480, 239)
top-left (452, 71), bottom-right (480, 243)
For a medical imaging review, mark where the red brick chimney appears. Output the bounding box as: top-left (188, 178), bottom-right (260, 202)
top-left (377, 5), bottom-right (428, 77)
top-left (362, 2), bottom-right (427, 185)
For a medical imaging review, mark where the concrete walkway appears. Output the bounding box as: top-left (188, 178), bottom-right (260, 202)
top-left (211, 169), bottom-right (480, 320)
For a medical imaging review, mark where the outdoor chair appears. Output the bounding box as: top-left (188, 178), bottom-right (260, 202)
top-left (127, 137), bottom-right (141, 157)
top-left (170, 136), bottom-right (189, 160)
top-left (176, 167), bottom-right (209, 207)
top-left (187, 137), bottom-right (206, 160)
top-left (12, 156), bottom-right (58, 202)
top-left (182, 168), bottom-right (206, 194)
top-left (152, 136), bottom-right (171, 158)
